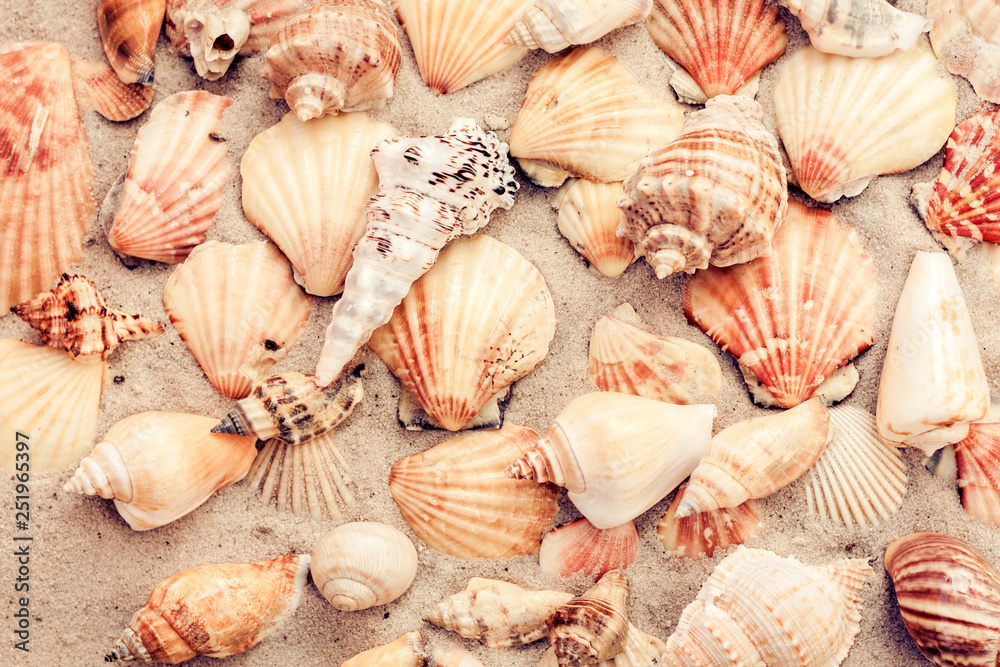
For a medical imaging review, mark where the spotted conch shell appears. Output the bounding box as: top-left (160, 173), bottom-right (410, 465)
top-left (547, 570), bottom-right (630, 664)
top-left (777, 0), bottom-right (931, 57)
top-left (342, 632), bottom-right (428, 666)
top-left (618, 94), bottom-right (786, 279)
top-left (98, 0), bottom-right (166, 84)
top-left (315, 118), bottom-right (518, 386)
top-left (506, 0), bottom-right (653, 52)
top-left (928, 0), bottom-right (1000, 103)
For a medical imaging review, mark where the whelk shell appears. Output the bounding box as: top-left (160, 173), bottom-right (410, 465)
top-left (777, 0), bottom-right (931, 57)
top-left (539, 518), bottom-right (639, 580)
top-left (342, 631), bottom-right (428, 666)
top-left (506, 0), bottom-right (653, 53)
top-left (954, 418), bottom-right (1000, 526)
top-left (71, 58), bottom-right (154, 122)
top-left (657, 482), bottom-right (761, 558)
top-left (538, 623), bottom-right (665, 667)
top-left (553, 179), bottom-right (638, 278)
top-left (927, 0), bottom-right (1000, 103)
top-left (547, 569), bottom-right (630, 665)
top-left (97, 0), bottom-right (166, 84)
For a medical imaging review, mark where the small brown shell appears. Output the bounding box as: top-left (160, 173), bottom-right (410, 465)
top-left (98, 0), bottom-right (166, 84)
top-left (547, 569), bottom-right (630, 665)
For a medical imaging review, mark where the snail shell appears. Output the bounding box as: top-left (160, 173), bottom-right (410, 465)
top-left (547, 569), bottom-right (630, 664)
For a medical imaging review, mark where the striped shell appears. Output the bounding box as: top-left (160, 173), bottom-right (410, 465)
top-left (71, 58), bottom-right (154, 121)
top-left (547, 570), bottom-right (630, 664)
top-left (553, 179), bottom-right (638, 278)
top-left (657, 482), bottom-right (761, 559)
top-left (97, 0), bottom-right (166, 84)
top-left (539, 519), bottom-right (639, 579)
top-left (507, 0), bottom-right (653, 53)
top-left (539, 623), bottom-right (665, 667)
top-left (955, 421), bottom-right (1000, 526)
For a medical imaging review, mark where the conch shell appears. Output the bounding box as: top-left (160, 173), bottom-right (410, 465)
top-left (342, 631), bottom-right (428, 666)
top-left (97, 0), bottom-right (166, 84)
top-left (777, 0), bottom-right (932, 57)
top-left (505, 0), bottom-right (653, 53)
top-left (547, 570), bottom-right (630, 665)
top-left (539, 623), bottom-right (665, 666)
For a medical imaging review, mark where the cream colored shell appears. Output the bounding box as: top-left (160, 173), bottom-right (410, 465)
top-left (341, 631), bottom-right (428, 666)
top-left (553, 179), bottom-right (638, 278)
top-left (779, 0), bottom-right (931, 57)
top-left (928, 0), bottom-right (1000, 103)
top-left (506, 0), bottom-right (652, 53)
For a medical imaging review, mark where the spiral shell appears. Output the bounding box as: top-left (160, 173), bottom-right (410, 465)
top-left (342, 631), bottom-right (428, 666)
top-left (97, 0), bottom-right (166, 84)
top-left (778, 0), bottom-right (931, 57)
top-left (538, 623), bottom-right (665, 667)
top-left (506, 0), bottom-right (653, 53)
top-left (547, 569), bottom-right (630, 664)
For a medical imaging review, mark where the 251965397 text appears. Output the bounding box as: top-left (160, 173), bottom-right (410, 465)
top-left (12, 431), bottom-right (31, 652)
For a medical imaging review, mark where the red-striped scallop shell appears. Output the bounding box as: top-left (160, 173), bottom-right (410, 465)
top-left (955, 419), bottom-right (1000, 526)
top-left (539, 518), bottom-right (639, 579)
top-left (71, 59), bottom-right (154, 122)
top-left (657, 482), bottom-right (761, 559)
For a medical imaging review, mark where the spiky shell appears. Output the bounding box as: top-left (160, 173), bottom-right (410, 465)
top-left (657, 483), bottom-right (761, 559)
top-left (98, 0), bottom-right (165, 84)
top-left (539, 518), bottom-right (639, 579)
top-left (661, 547), bottom-right (872, 666)
top-left (928, 0), bottom-right (1000, 103)
top-left (539, 623), bottom-right (665, 667)
top-left (388, 425), bottom-right (560, 559)
top-left (548, 570), bottom-right (630, 665)
top-left (618, 95), bottom-right (786, 279)
top-left (0, 43), bottom-right (95, 312)
top-left (955, 421), bottom-right (1000, 526)
top-left (509, 46), bottom-right (685, 188)
top-left (106, 90), bottom-right (233, 263)
top-left (684, 199), bottom-right (876, 408)
top-left (779, 0), bottom-right (931, 57)
top-left (553, 179), bottom-right (638, 277)
top-left (506, 0), bottom-right (653, 53)
top-left (106, 554), bottom-right (309, 662)
top-left (163, 241), bottom-right (312, 399)
top-left (71, 58), bottom-right (154, 121)
top-left (342, 632), bottom-right (428, 666)
top-left (774, 46), bottom-right (956, 203)
top-left (646, 0), bottom-right (787, 104)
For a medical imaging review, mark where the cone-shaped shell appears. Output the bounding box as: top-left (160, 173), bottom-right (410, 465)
top-left (955, 421), bottom-right (1000, 526)
top-left (774, 46), bottom-right (956, 203)
top-left (553, 179), bottom-right (638, 277)
top-left (539, 623), bottom-right (665, 667)
top-left (388, 425), bottom-right (560, 559)
top-left (63, 412), bottom-right (257, 531)
top-left (163, 241), bottom-right (312, 399)
top-left (71, 59), bottom-right (154, 122)
top-left (98, 0), bottom-right (166, 84)
top-left (684, 199), bottom-right (877, 408)
top-left (661, 546), bottom-right (872, 666)
top-left (367, 235), bottom-right (556, 431)
top-left (658, 482), bottom-right (761, 559)
top-left (106, 554), bottom-right (309, 662)
top-left (876, 251), bottom-right (990, 453)
top-left (241, 111), bottom-right (397, 297)
top-left (425, 578), bottom-right (573, 648)
top-left (509, 46), bottom-right (684, 188)
top-left (0, 43), bottom-right (95, 312)
top-left (342, 632), bottom-right (428, 666)
top-left (507, 392), bottom-right (715, 529)
top-left (928, 0), bottom-right (1000, 103)
top-left (539, 518), bottom-right (639, 579)
top-left (779, 0), bottom-right (931, 57)
top-left (547, 570), bottom-right (630, 665)
top-left (506, 0), bottom-right (652, 53)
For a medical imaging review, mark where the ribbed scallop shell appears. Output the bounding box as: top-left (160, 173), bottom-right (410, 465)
top-left (506, 0), bottom-right (653, 53)
top-left (548, 570), bottom-right (630, 664)
top-left (539, 518), bottom-right (639, 579)
top-left (392, 0), bottom-right (534, 94)
top-left (646, 0), bottom-right (787, 104)
top-left (553, 179), bottom-right (638, 277)
top-left (539, 623), bottom-right (665, 667)
top-left (388, 425), bottom-right (560, 559)
top-left (928, 0), bottom-right (1000, 103)
top-left (342, 631), bottom-right (428, 666)
top-left (72, 59), bottom-right (154, 121)
top-left (0, 340), bottom-right (105, 473)
top-left (774, 46), bottom-right (956, 203)
top-left (779, 0), bottom-right (931, 57)
top-left (661, 546), bottom-right (872, 666)
top-left (98, 0), bottom-right (165, 84)
top-left (163, 241), bottom-right (312, 399)
top-left (684, 199), bottom-right (877, 408)
top-left (106, 90), bottom-right (233, 263)
top-left (657, 482), bottom-right (761, 559)
top-left (509, 47), bottom-right (684, 188)
top-left (912, 111), bottom-right (1000, 259)
top-left (367, 234), bottom-right (556, 431)
top-left (955, 421), bottom-right (1000, 526)
top-left (618, 94), bottom-right (786, 279)
top-left (0, 43), bottom-right (95, 312)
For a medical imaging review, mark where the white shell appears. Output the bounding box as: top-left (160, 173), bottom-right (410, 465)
top-left (506, 0), bottom-right (653, 53)
top-left (779, 0), bottom-right (931, 57)
top-left (928, 0), bottom-right (1000, 103)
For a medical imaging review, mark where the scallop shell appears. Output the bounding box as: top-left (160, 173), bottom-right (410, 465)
top-left (310, 521), bottom-right (418, 611)
top-left (97, 0), bottom-right (166, 84)
top-left (105, 90), bottom-right (233, 264)
top-left (425, 578), bottom-right (573, 648)
top-left (876, 251), bottom-right (990, 454)
top-left (388, 425), bottom-right (560, 559)
top-left (106, 554), bottom-right (309, 662)
top-left (589, 303), bottom-right (722, 404)
top-left (548, 570), bottom-right (630, 665)
top-left (778, 0), bottom-right (931, 57)
top-left (661, 546), bottom-right (872, 666)
top-left (683, 199), bottom-right (877, 409)
top-left (63, 412), bottom-right (257, 531)
top-left (392, 0), bottom-right (534, 94)
top-left (538, 623), bottom-right (665, 667)
top-left (657, 482), bottom-right (761, 559)
top-left (618, 94), bottom-right (786, 279)
top-left (773, 46), bottom-right (956, 203)
top-left (261, 0), bottom-right (402, 121)
top-left (0, 43), bottom-right (95, 312)
top-left (342, 632), bottom-right (428, 666)
top-left (955, 420), bottom-right (1000, 526)
top-left (928, 0), bottom-right (1000, 103)
top-left (71, 58), bottom-right (154, 122)
top-left (646, 0), bottom-right (787, 104)
top-left (553, 179), bottom-right (638, 277)
top-left (508, 46), bottom-right (685, 188)
top-left (506, 0), bottom-right (653, 53)
top-left (367, 234), bottom-right (556, 432)
top-left (163, 241), bottom-right (312, 399)
top-left (539, 518), bottom-right (639, 579)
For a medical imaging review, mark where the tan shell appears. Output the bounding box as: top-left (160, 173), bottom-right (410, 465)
top-left (539, 518), bottom-right (639, 579)
top-left (98, 0), bottom-right (166, 84)
top-left (928, 0), bottom-right (1000, 103)
top-left (779, 0), bottom-right (931, 57)
top-left (431, 646), bottom-right (487, 667)
top-left (658, 482), bottom-right (761, 559)
top-left (71, 58), bottom-right (154, 121)
top-left (342, 632), bottom-right (428, 666)
top-left (538, 623), bottom-right (665, 667)
top-left (506, 0), bottom-right (653, 53)
top-left (553, 179), bottom-right (638, 278)
top-left (548, 570), bottom-right (630, 665)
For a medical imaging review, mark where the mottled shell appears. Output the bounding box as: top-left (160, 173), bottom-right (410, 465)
top-left (342, 631), bottom-right (428, 666)
top-left (554, 179), bottom-right (638, 277)
top-left (955, 421), bottom-right (1000, 526)
top-left (71, 58), bottom-right (154, 121)
top-left (98, 0), bottom-right (166, 84)
top-left (539, 519), bottom-right (639, 579)
top-left (548, 570), bottom-right (630, 664)
top-left (539, 623), bottom-right (665, 667)
top-left (618, 94), bottom-right (786, 279)
top-left (507, 0), bottom-right (653, 52)
top-left (779, 0), bottom-right (931, 57)
top-left (658, 482), bottom-right (761, 559)
top-left (928, 0), bottom-right (1000, 103)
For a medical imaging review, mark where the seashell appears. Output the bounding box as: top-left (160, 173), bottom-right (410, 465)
top-left (63, 412), bottom-right (257, 531)
top-left (553, 179), bottom-right (638, 278)
top-left (507, 392), bottom-right (715, 529)
top-left (424, 578), bottom-right (573, 648)
top-left (911, 111), bottom-right (1000, 259)
top-left (97, 0), bottom-right (166, 84)
top-left (506, 0), bottom-right (653, 53)
top-left (163, 241), bottom-right (312, 399)
top-left (431, 646), bottom-right (487, 667)
top-left (0, 43), bottom-right (95, 312)
top-left (310, 521), bottom-right (418, 611)
top-left (392, 0), bottom-right (534, 94)
top-left (388, 425), bottom-right (560, 559)
top-left (886, 532), bottom-right (1000, 667)
top-left (213, 366), bottom-right (365, 444)
top-left (342, 631), bottom-right (428, 666)
top-left (646, 0), bottom-right (787, 104)
top-left (261, 0), bottom-right (402, 121)
top-left (367, 234), bottom-right (556, 431)
top-left (683, 199), bottom-right (877, 408)
top-left (509, 47), bottom-right (685, 188)
top-left (12, 273), bottom-right (163, 362)
top-left (657, 482), bottom-right (761, 559)
top-left (876, 251), bottom-right (990, 454)
top-left (954, 419), bottom-right (1000, 526)
top-left (314, 118), bottom-right (518, 386)
top-left (538, 623), bottom-right (666, 667)
top-left (539, 518), bottom-right (639, 579)
top-left (241, 111), bottom-right (397, 297)
top-left (617, 94), bottom-right (786, 279)
top-left (105, 90), bottom-right (233, 264)
top-left (675, 397), bottom-right (831, 518)
top-left (661, 546), bottom-right (872, 666)
top-left (928, 0), bottom-right (1000, 103)
top-left (773, 46), bottom-right (956, 203)
top-left (777, 0), bottom-right (931, 57)
top-left (0, 340), bottom-right (105, 474)
top-left (106, 554), bottom-right (309, 662)
top-left (71, 59), bottom-right (154, 122)
top-left (588, 303), bottom-right (722, 405)
top-left (803, 404), bottom-right (908, 529)
top-left (548, 569), bottom-right (630, 665)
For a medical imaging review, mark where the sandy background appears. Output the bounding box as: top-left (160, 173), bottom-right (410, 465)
top-left (1, 0), bottom-right (997, 665)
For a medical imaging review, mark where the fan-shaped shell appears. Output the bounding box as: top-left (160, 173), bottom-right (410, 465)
top-left (955, 421), bottom-right (1000, 526)
top-left (506, 0), bottom-right (653, 53)
top-left (342, 632), bottom-right (428, 666)
top-left (509, 46), bottom-right (684, 188)
top-left (72, 59), bottom-right (154, 122)
top-left (388, 425), bottom-right (560, 559)
top-left (548, 570), bottom-right (630, 665)
top-left (657, 482), bottom-right (761, 559)
top-left (98, 0), bottom-right (166, 84)
top-left (539, 623), bottom-right (665, 667)
top-left (928, 0), bottom-right (1000, 103)
top-left (539, 518), bottom-right (639, 579)
top-left (774, 46), bottom-right (956, 203)
top-left (779, 0), bottom-right (931, 57)
top-left (553, 179), bottom-right (638, 277)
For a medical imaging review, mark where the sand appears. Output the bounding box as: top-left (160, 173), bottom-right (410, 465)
top-left (0, 0), bottom-right (996, 665)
